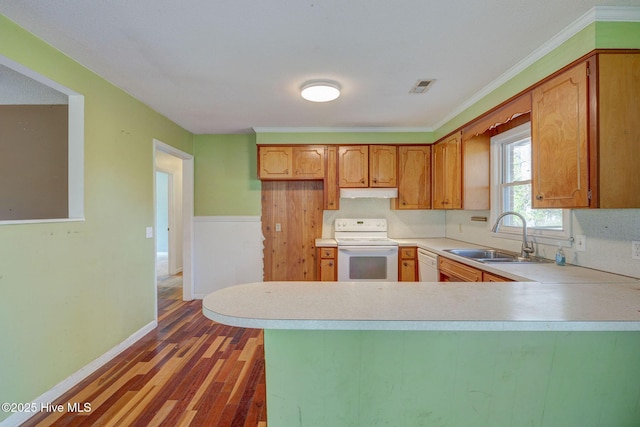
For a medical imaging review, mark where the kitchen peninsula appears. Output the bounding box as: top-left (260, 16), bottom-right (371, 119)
top-left (203, 275), bottom-right (640, 426)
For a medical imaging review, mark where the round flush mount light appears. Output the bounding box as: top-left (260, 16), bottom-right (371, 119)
top-left (300, 80), bottom-right (341, 102)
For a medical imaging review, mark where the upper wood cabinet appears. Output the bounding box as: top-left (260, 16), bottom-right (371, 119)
top-left (369, 145), bottom-right (397, 187)
top-left (462, 133), bottom-right (490, 210)
top-left (531, 61), bottom-right (590, 208)
top-left (324, 146), bottom-right (339, 210)
top-left (258, 146), bottom-right (325, 180)
top-left (431, 130), bottom-right (490, 211)
top-left (338, 145), bottom-right (397, 188)
top-left (596, 53), bottom-right (640, 208)
top-left (338, 146), bottom-right (368, 187)
top-left (432, 132), bottom-right (462, 209)
top-left (393, 145), bottom-right (431, 209)
top-left (531, 52), bottom-right (640, 209)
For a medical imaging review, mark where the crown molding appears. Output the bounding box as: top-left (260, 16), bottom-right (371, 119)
top-left (252, 126), bottom-right (433, 134)
top-left (432, 6), bottom-right (640, 132)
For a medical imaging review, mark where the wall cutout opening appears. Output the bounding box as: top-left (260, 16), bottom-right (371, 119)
top-left (0, 56), bottom-right (84, 223)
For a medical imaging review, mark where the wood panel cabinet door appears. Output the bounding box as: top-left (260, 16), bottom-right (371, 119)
top-left (432, 132), bottom-right (462, 209)
top-left (482, 272), bottom-right (513, 282)
top-left (395, 145), bottom-right (431, 209)
top-left (259, 146), bottom-right (293, 179)
top-left (293, 146), bottom-right (325, 179)
top-left (317, 247), bottom-right (337, 281)
top-left (324, 146), bottom-right (339, 210)
top-left (398, 247), bottom-right (417, 282)
top-left (438, 257), bottom-right (481, 282)
top-left (531, 61), bottom-right (590, 208)
top-left (338, 146), bottom-right (368, 187)
top-left (369, 145), bottom-right (397, 187)
top-left (597, 53), bottom-right (640, 208)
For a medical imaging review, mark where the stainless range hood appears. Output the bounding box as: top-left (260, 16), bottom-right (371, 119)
top-left (340, 188), bottom-right (398, 199)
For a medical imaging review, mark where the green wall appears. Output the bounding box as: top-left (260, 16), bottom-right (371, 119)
top-left (255, 131), bottom-right (433, 145)
top-left (435, 21), bottom-right (640, 140)
top-left (193, 131), bottom-right (434, 216)
top-left (194, 23), bottom-right (640, 217)
top-left (194, 134), bottom-right (261, 216)
top-left (0, 15), bottom-right (193, 421)
top-left (1, 11), bottom-right (638, 423)
top-left (265, 330), bottom-right (640, 426)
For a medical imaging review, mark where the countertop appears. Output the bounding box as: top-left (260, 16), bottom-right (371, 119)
top-left (202, 280), bottom-right (640, 331)
top-left (316, 237), bottom-right (639, 284)
top-left (202, 237), bottom-right (640, 332)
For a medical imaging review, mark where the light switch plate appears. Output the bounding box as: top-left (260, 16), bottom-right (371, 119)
top-left (146, 227), bottom-right (153, 238)
top-left (633, 241), bottom-right (640, 260)
top-left (574, 234), bottom-right (586, 252)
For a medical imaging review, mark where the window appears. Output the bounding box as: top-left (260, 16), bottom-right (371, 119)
top-left (491, 123), bottom-right (570, 241)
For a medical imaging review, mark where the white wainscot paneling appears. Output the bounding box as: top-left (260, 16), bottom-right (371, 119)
top-left (194, 216), bottom-right (263, 299)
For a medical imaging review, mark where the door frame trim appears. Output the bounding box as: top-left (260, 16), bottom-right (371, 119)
top-left (153, 139), bottom-right (194, 304)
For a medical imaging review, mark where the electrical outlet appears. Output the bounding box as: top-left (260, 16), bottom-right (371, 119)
top-left (574, 234), bottom-right (586, 252)
top-left (146, 227), bottom-right (153, 238)
top-left (633, 241), bottom-right (640, 260)
top-left (275, 223), bottom-right (282, 232)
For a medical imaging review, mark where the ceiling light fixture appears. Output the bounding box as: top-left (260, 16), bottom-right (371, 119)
top-left (300, 80), bottom-right (341, 102)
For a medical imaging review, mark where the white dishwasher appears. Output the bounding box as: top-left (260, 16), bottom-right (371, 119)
top-left (418, 248), bottom-right (439, 282)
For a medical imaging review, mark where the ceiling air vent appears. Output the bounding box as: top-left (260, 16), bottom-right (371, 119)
top-left (409, 79), bottom-right (435, 94)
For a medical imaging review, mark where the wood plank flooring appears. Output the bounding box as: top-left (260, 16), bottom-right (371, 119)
top-left (21, 286), bottom-right (267, 427)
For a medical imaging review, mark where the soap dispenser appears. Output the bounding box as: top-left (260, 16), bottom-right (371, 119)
top-left (555, 243), bottom-right (566, 266)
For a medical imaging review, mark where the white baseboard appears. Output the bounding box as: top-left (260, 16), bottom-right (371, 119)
top-left (0, 320), bottom-right (157, 427)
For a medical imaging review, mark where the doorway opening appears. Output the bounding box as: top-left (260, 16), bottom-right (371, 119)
top-left (153, 140), bottom-right (194, 316)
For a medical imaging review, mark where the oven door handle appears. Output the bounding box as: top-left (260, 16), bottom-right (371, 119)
top-left (338, 246), bottom-right (398, 253)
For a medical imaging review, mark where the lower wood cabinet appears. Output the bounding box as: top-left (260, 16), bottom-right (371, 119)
top-left (398, 247), bottom-right (417, 282)
top-left (439, 256), bottom-right (514, 282)
top-left (482, 271), bottom-right (513, 282)
top-left (317, 247), bottom-right (337, 281)
top-left (439, 257), bottom-right (481, 282)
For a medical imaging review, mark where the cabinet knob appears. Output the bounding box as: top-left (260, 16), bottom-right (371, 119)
top-left (360, 179), bottom-right (365, 183)
top-left (328, 262), bottom-right (333, 267)
top-left (536, 194), bottom-right (544, 201)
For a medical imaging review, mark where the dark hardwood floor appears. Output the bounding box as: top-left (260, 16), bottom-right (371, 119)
top-left (21, 285), bottom-right (267, 426)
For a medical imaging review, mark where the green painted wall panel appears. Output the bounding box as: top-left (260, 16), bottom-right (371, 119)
top-left (596, 21), bottom-right (640, 48)
top-left (0, 15), bottom-right (192, 421)
top-left (193, 134), bottom-right (261, 216)
top-left (256, 132), bottom-right (433, 145)
top-left (265, 330), bottom-right (640, 427)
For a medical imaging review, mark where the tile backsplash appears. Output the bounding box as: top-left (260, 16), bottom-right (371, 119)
top-left (445, 209), bottom-right (640, 279)
top-left (322, 198), bottom-right (445, 239)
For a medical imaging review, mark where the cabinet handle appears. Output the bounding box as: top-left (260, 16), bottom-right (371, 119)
top-left (536, 194), bottom-right (544, 201)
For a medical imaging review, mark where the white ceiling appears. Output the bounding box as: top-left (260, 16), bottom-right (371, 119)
top-left (1, 1), bottom-right (639, 134)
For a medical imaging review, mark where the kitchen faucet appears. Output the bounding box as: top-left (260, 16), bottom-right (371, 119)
top-left (491, 211), bottom-right (535, 258)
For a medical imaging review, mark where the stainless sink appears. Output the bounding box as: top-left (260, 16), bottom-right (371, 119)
top-left (444, 248), bottom-right (550, 264)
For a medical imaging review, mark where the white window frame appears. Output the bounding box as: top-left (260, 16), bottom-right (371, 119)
top-left (0, 55), bottom-right (84, 225)
top-left (490, 122), bottom-right (571, 245)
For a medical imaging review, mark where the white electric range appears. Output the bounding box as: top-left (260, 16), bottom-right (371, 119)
top-left (334, 218), bottom-right (398, 282)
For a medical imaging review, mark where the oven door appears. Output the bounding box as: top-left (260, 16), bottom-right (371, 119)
top-left (337, 245), bottom-right (399, 282)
